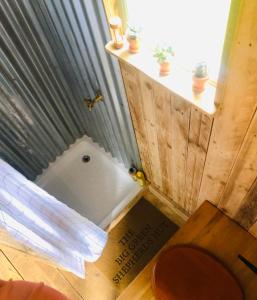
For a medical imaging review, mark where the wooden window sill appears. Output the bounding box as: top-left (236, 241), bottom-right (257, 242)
top-left (105, 41), bottom-right (217, 115)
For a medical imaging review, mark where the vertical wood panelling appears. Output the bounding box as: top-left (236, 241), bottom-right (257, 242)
top-left (120, 61), bottom-right (212, 215)
top-left (184, 109), bottom-right (213, 214)
top-left (249, 183), bottom-right (257, 234)
top-left (237, 177), bottom-right (257, 231)
top-left (197, 0), bottom-right (257, 207)
top-left (118, 1), bottom-right (257, 237)
top-left (184, 108), bottom-right (202, 213)
top-left (193, 114), bottom-right (213, 201)
top-left (153, 82), bottom-right (173, 197)
top-left (138, 74), bottom-right (163, 190)
top-left (219, 112), bottom-right (257, 220)
top-left (119, 62), bottom-right (152, 180)
top-left (170, 95), bottom-right (191, 207)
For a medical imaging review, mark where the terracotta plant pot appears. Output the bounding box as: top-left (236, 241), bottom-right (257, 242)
top-left (127, 37), bottom-right (140, 53)
top-left (192, 76), bottom-right (209, 92)
top-left (159, 61), bottom-right (171, 76)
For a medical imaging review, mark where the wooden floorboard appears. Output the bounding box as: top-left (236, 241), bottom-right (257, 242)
top-left (0, 250), bottom-right (22, 280)
top-left (0, 246), bottom-right (83, 300)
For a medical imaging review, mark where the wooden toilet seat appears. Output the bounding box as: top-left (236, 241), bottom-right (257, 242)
top-left (152, 245), bottom-right (244, 300)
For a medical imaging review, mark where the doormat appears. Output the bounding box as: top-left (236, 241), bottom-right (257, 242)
top-left (95, 197), bottom-right (179, 292)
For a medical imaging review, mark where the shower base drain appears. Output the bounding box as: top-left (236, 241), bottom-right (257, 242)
top-left (82, 155), bottom-right (91, 163)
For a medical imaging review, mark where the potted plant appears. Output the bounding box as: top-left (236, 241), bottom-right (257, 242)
top-left (192, 62), bottom-right (209, 92)
top-left (153, 46), bottom-right (175, 76)
top-left (127, 25), bottom-right (141, 53)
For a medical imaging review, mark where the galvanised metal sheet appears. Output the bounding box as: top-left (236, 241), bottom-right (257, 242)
top-left (0, 0), bottom-right (140, 179)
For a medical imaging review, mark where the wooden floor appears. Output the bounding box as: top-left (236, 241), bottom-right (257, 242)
top-left (0, 187), bottom-right (183, 300)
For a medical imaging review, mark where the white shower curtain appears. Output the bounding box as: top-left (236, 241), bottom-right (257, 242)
top-left (0, 159), bottom-right (107, 278)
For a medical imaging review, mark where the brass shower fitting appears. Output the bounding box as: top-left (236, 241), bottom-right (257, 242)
top-left (84, 91), bottom-right (103, 112)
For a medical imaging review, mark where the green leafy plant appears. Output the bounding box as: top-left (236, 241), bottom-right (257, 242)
top-left (153, 46), bottom-right (175, 64)
top-left (127, 25), bottom-right (141, 40)
top-left (193, 62), bottom-right (208, 78)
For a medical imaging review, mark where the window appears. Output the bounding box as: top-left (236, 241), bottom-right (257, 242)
top-left (124, 0), bottom-right (231, 80)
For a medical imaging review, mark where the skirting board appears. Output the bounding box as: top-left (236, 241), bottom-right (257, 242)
top-left (149, 185), bottom-right (189, 227)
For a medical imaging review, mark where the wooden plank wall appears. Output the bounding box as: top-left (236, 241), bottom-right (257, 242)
top-left (198, 0), bottom-right (257, 232)
top-left (120, 62), bottom-right (213, 217)
top-left (119, 1), bottom-right (257, 236)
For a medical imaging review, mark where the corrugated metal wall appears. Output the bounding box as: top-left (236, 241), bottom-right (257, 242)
top-left (0, 0), bottom-right (141, 180)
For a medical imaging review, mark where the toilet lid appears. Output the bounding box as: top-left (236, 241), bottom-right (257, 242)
top-left (152, 245), bottom-right (244, 300)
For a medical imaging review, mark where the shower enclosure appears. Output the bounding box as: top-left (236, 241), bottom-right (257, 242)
top-left (0, 0), bottom-right (141, 226)
top-left (36, 136), bottom-right (140, 229)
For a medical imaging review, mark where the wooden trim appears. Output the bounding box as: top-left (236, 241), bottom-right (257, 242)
top-left (149, 185), bottom-right (188, 226)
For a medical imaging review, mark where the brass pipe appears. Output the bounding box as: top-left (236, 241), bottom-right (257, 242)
top-left (84, 91), bottom-right (103, 112)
